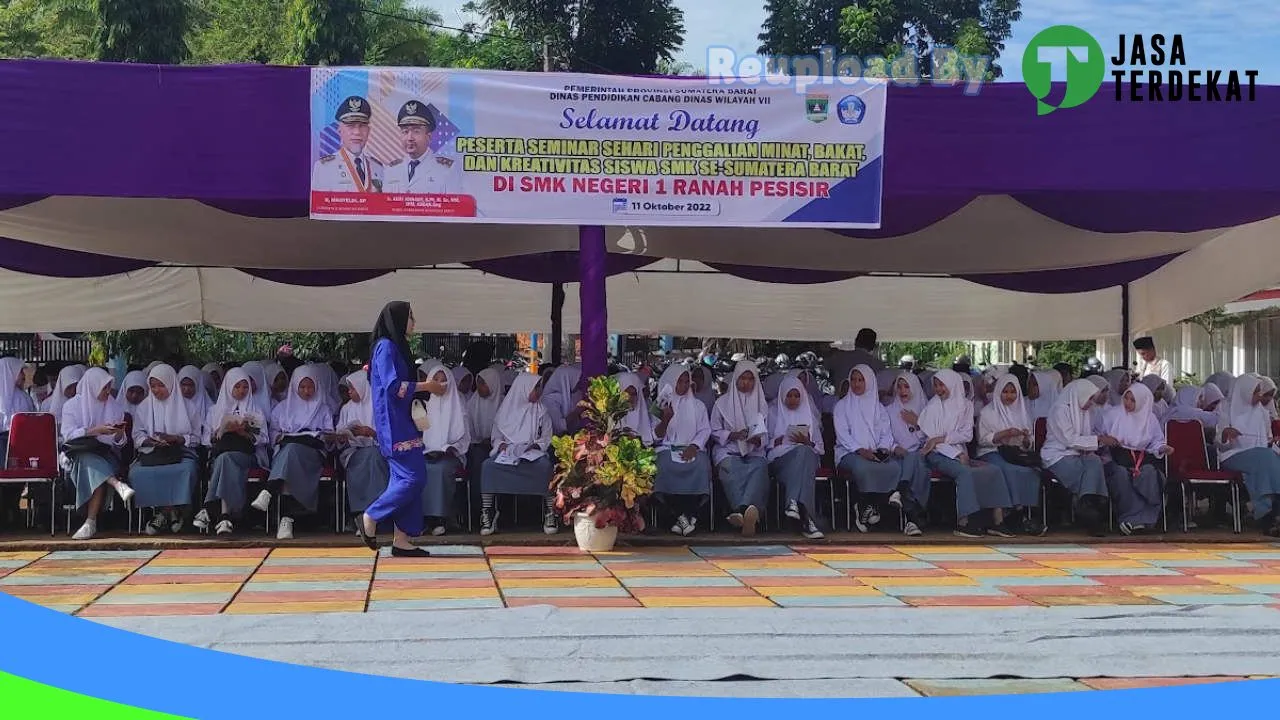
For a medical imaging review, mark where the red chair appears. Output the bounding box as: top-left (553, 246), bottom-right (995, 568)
top-left (0, 412), bottom-right (59, 535)
top-left (1272, 419), bottom-right (1280, 441)
top-left (1165, 419), bottom-right (1243, 533)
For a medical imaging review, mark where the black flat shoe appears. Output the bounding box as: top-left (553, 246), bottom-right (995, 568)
top-left (390, 546), bottom-right (431, 558)
top-left (353, 514), bottom-right (378, 551)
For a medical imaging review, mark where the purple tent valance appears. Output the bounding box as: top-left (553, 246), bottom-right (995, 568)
top-left (2, 60), bottom-right (1278, 235)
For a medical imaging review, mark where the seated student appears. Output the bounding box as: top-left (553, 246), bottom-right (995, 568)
top-left (419, 360), bottom-right (471, 536)
top-left (1217, 374), bottom-right (1280, 536)
top-left (691, 365), bottom-right (717, 415)
top-left (120, 371), bottom-right (148, 419)
top-left (464, 366), bottom-right (504, 527)
top-left (1085, 375), bottom-right (1112, 435)
top-left (876, 370), bottom-right (898, 406)
top-left (652, 364), bottom-right (713, 537)
top-left (335, 369), bottom-right (388, 528)
top-left (919, 369), bottom-right (1013, 538)
top-left (63, 368), bottom-right (134, 540)
top-left (615, 372), bottom-right (655, 446)
top-left (768, 374), bottom-right (825, 540)
top-left (195, 368), bottom-right (270, 537)
top-left (886, 371), bottom-right (930, 536)
top-left (834, 365), bottom-right (901, 532)
top-left (1102, 383), bottom-right (1170, 536)
top-left (480, 372), bottom-right (554, 536)
top-left (541, 364), bottom-right (583, 436)
top-left (1165, 385), bottom-right (1219, 427)
top-left (1027, 369), bottom-right (1062, 422)
top-left (201, 363), bottom-right (224, 402)
top-left (29, 365), bottom-right (52, 412)
top-left (977, 374), bottom-right (1046, 536)
top-left (710, 360), bottom-right (771, 537)
top-left (47, 364), bottom-right (86, 435)
top-left (255, 366), bottom-right (335, 540)
top-left (1141, 375), bottom-right (1173, 416)
top-left (265, 362), bottom-right (289, 410)
top-left (1206, 372), bottom-right (1236, 401)
top-left (1042, 378), bottom-right (1116, 536)
top-left (240, 360), bottom-right (274, 418)
top-left (177, 366), bottom-right (209, 443)
top-left (130, 365), bottom-right (200, 536)
top-left (0, 356), bottom-right (35, 528)
top-left (453, 366), bottom-right (475, 400)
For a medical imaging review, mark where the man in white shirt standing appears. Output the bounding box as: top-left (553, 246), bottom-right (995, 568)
top-left (1133, 336), bottom-right (1174, 384)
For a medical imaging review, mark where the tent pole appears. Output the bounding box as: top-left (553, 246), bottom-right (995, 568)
top-left (550, 282), bottom-right (565, 365)
top-left (578, 226), bottom-right (608, 378)
top-left (1121, 282), bottom-right (1131, 371)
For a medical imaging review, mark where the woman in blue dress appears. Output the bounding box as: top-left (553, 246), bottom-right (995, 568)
top-left (355, 301), bottom-right (444, 557)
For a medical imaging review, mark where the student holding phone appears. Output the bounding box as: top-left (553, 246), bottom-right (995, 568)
top-left (767, 375), bottom-right (824, 539)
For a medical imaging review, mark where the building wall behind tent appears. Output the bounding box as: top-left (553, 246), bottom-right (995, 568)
top-left (1095, 312), bottom-right (1280, 382)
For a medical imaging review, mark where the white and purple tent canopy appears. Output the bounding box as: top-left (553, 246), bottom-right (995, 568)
top-left (0, 60), bottom-right (1277, 349)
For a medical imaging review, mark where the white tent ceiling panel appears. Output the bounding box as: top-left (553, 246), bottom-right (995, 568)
top-left (0, 266), bottom-right (200, 331)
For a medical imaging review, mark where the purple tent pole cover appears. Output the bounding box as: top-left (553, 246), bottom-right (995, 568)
top-left (578, 227), bottom-right (608, 379)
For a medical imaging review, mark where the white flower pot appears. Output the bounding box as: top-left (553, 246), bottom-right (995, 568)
top-left (573, 512), bottom-right (618, 552)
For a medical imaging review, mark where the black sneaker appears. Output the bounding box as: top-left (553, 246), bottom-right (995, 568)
top-left (953, 526), bottom-right (984, 539)
top-left (480, 509), bottom-right (498, 536)
top-left (851, 503), bottom-right (869, 533)
top-left (542, 510), bottom-right (559, 535)
top-left (987, 525), bottom-right (1016, 539)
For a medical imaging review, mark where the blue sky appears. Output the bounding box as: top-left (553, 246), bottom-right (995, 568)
top-left (417, 0), bottom-right (1276, 82)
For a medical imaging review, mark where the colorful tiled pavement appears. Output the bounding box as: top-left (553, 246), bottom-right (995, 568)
top-left (9, 543), bottom-right (1280, 616)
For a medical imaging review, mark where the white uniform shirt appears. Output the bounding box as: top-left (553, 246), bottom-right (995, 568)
top-left (1135, 356), bottom-right (1174, 385)
top-left (383, 149), bottom-right (464, 195)
top-left (312, 147), bottom-right (384, 193)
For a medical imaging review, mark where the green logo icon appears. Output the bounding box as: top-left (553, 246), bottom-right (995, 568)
top-left (1022, 25), bottom-right (1106, 115)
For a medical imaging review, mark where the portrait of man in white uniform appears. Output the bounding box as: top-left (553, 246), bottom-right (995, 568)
top-left (383, 99), bottom-right (463, 195)
top-left (312, 95), bottom-right (384, 193)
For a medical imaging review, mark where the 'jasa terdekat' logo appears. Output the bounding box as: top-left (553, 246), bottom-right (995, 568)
top-left (1022, 25), bottom-right (1260, 115)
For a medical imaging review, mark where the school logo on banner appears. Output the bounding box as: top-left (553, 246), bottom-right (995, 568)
top-left (805, 94), bottom-right (829, 122)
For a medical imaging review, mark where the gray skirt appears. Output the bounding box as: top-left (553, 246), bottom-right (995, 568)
top-left (898, 451), bottom-right (932, 507)
top-left (1048, 454), bottom-right (1109, 500)
top-left (1105, 462), bottom-right (1163, 526)
top-left (979, 452), bottom-right (1042, 508)
top-left (1222, 448), bottom-right (1280, 520)
top-left (717, 455), bottom-right (770, 510)
top-left (839, 453), bottom-right (902, 495)
top-left (342, 446), bottom-right (389, 513)
top-left (927, 452), bottom-right (1012, 518)
top-left (206, 450), bottom-right (255, 515)
top-left (129, 452), bottom-right (198, 509)
top-left (269, 442), bottom-right (324, 512)
top-left (770, 447), bottom-right (817, 510)
top-left (655, 448), bottom-right (712, 496)
top-left (67, 450), bottom-right (119, 510)
top-left (423, 454), bottom-right (460, 518)
top-left (481, 455), bottom-right (553, 496)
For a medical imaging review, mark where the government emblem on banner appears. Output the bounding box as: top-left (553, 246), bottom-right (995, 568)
top-left (805, 94), bottom-right (829, 123)
top-left (612, 197), bottom-right (628, 213)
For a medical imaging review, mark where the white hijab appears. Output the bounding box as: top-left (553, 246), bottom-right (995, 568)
top-left (494, 372), bottom-right (547, 447)
top-left (1107, 381), bottom-right (1162, 452)
top-left (1053, 379), bottom-right (1102, 441)
top-left (1206, 372), bottom-right (1236, 400)
top-left (713, 360), bottom-right (769, 433)
top-left (982, 373), bottom-right (1032, 437)
top-left (48, 364), bottom-right (86, 422)
top-left (768, 374), bottom-right (823, 461)
top-left (656, 364), bottom-right (708, 448)
top-left (201, 362), bottom-right (224, 401)
top-left (542, 364), bottom-right (582, 419)
top-left (120, 370), bottom-right (148, 415)
top-left (466, 366), bottom-right (505, 442)
top-left (240, 361), bottom-right (273, 415)
top-left (1028, 370), bottom-right (1062, 420)
top-left (1221, 374), bottom-right (1276, 457)
top-left (919, 369), bottom-right (969, 450)
top-left (133, 364), bottom-right (194, 443)
top-left (177, 365), bottom-right (209, 437)
top-left (614, 372), bottom-right (655, 445)
top-left (876, 369), bottom-right (898, 406)
top-left (420, 360), bottom-right (471, 456)
top-left (0, 357), bottom-right (29, 423)
top-left (692, 365), bottom-right (717, 413)
top-left (270, 365), bottom-right (334, 436)
top-left (888, 371), bottom-right (927, 450)
top-left (453, 366), bottom-right (475, 399)
top-left (204, 367), bottom-right (268, 446)
top-left (1103, 369), bottom-right (1129, 406)
top-left (761, 372), bottom-right (784, 403)
top-left (835, 364), bottom-right (883, 451)
top-left (62, 367), bottom-right (123, 441)
top-left (338, 369), bottom-right (375, 448)
top-left (264, 362), bottom-right (288, 407)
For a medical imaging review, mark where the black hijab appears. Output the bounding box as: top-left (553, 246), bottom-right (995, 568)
top-left (371, 301), bottom-right (413, 366)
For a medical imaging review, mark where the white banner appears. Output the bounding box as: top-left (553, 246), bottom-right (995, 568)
top-left (309, 67), bottom-right (885, 228)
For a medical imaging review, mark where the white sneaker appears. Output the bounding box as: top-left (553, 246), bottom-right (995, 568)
top-left (215, 519), bottom-right (234, 536)
top-left (852, 504), bottom-right (869, 533)
top-left (114, 483), bottom-right (135, 505)
top-left (430, 525), bottom-right (446, 536)
top-left (72, 519), bottom-right (97, 541)
top-left (904, 521), bottom-right (923, 537)
top-left (861, 504), bottom-right (882, 527)
top-left (192, 509), bottom-right (210, 531)
top-left (145, 513), bottom-right (167, 536)
top-left (170, 517), bottom-right (184, 534)
top-left (888, 491), bottom-right (903, 508)
top-left (276, 516), bottom-right (294, 540)
top-left (801, 517), bottom-right (825, 540)
top-left (542, 511), bottom-right (559, 535)
top-left (250, 489), bottom-right (272, 513)
top-left (784, 500), bottom-right (801, 521)
top-left (480, 509), bottom-right (498, 536)
top-left (674, 515), bottom-right (695, 537)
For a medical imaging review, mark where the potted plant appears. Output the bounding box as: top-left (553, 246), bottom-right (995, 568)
top-left (550, 376), bottom-right (656, 552)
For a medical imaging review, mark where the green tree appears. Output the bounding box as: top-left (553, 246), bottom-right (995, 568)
top-left (879, 341), bottom-right (970, 369)
top-left (284, 0), bottom-right (366, 65)
top-left (0, 0), bottom-right (96, 59)
top-left (473, 0), bottom-right (684, 74)
top-left (837, 0), bottom-right (1021, 79)
top-left (757, 0), bottom-right (845, 56)
top-left (188, 0), bottom-right (290, 64)
top-left (1027, 340), bottom-right (1094, 371)
top-left (93, 0), bottom-right (190, 63)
